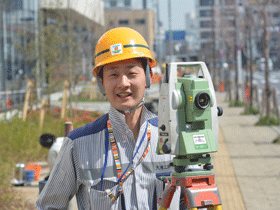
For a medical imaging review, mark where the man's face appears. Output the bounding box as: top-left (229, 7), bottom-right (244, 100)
top-left (102, 58), bottom-right (147, 112)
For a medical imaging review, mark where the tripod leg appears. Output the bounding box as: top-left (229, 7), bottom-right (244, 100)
top-left (189, 205), bottom-right (222, 210)
top-left (158, 185), bottom-right (176, 210)
top-left (209, 205), bottom-right (223, 210)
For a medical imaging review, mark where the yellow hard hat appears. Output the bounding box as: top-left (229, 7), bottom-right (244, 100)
top-left (93, 27), bottom-right (157, 76)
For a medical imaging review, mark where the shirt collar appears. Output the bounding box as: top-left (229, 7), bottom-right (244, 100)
top-left (108, 105), bottom-right (157, 133)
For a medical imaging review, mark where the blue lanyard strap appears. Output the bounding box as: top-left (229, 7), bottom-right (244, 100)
top-left (100, 127), bottom-right (109, 191)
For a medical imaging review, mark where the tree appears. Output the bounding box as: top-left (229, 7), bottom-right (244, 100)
top-left (252, 0), bottom-right (273, 119)
top-left (20, 10), bottom-right (66, 104)
top-left (242, 4), bottom-right (256, 111)
top-left (233, 1), bottom-right (245, 106)
top-left (18, 3), bottom-right (84, 107)
top-left (217, 1), bottom-right (236, 103)
top-left (261, 0), bottom-right (272, 118)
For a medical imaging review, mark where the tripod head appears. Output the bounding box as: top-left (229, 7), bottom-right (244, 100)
top-left (156, 62), bottom-right (223, 173)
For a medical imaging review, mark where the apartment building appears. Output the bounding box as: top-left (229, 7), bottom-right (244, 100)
top-left (100, 0), bottom-right (156, 58)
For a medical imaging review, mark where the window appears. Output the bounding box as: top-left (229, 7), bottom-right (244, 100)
top-left (109, 21), bottom-right (115, 26)
top-left (13, 0), bottom-right (23, 10)
top-left (5, 0), bottom-right (23, 11)
top-left (119, 19), bottom-right (129, 25)
top-left (263, 0), bottom-right (279, 4)
top-left (135, 19), bottom-right (145, 24)
top-left (225, 0), bottom-right (235, 5)
top-left (201, 43), bottom-right (212, 49)
top-left (200, 0), bottom-right (214, 6)
top-left (200, 21), bottom-right (212, 28)
top-left (200, 10), bottom-right (212, 17)
top-left (273, 12), bottom-right (279, 18)
top-left (225, 9), bottom-right (235, 16)
top-left (7, 37), bottom-right (12, 44)
top-left (124, 0), bottom-right (131, 6)
top-left (63, 25), bottom-right (68, 32)
top-left (46, 18), bottom-right (57, 25)
top-left (225, 31), bottom-right (234, 37)
top-left (200, 32), bottom-right (213, 39)
top-left (225, 20), bottom-right (235, 27)
top-left (110, 0), bottom-right (117, 7)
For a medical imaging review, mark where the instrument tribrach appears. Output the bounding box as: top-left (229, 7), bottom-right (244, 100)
top-left (156, 62), bottom-right (223, 210)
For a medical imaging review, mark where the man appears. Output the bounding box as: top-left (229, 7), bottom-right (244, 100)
top-left (36, 27), bottom-right (180, 209)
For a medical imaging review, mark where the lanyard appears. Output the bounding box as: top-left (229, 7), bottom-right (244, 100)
top-left (101, 119), bottom-right (151, 202)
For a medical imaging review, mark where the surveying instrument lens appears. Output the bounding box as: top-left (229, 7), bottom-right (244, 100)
top-left (195, 92), bottom-right (210, 109)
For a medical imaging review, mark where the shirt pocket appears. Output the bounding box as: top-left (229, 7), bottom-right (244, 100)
top-left (89, 179), bottom-right (121, 210)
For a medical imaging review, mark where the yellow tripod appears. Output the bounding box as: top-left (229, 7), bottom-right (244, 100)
top-left (159, 206), bottom-right (222, 210)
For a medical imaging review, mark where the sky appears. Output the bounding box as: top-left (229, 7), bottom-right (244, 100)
top-left (132, 0), bottom-right (196, 31)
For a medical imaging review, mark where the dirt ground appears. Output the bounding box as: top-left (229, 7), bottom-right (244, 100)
top-left (13, 162), bottom-right (78, 210)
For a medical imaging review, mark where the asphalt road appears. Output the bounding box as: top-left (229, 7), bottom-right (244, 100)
top-left (252, 70), bottom-right (280, 110)
top-left (229, 69), bottom-right (280, 110)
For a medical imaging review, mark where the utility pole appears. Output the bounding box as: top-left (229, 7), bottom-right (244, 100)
top-left (0, 0), bottom-right (6, 92)
top-left (155, 0), bottom-right (161, 65)
top-left (168, 0), bottom-right (173, 62)
top-left (35, 0), bottom-right (41, 101)
top-left (67, 0), bottom-right (73, 117)
top-left (211, 1), bottom-right (216, 88)
top-left (245, 5), bottom-right (254, 109)
top-left (234, 1), bottom-right (240, 103)
top-left (143, 0), bottom-right (147, 9)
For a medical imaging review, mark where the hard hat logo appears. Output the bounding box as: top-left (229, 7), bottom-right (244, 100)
top-left (111, 43), bottom-right (123, 55)
top-left (93, 27), bottom-right (157, 77)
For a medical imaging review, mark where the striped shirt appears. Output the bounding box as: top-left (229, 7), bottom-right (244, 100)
top-left (36, 105), bottom-right (180, 209)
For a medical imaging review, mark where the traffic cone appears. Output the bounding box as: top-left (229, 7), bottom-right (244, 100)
top-left (6, 94), bottom-right (12, 107)
top-left (245, 87), bottom-right (250, 104)
top-left (219, 82), bottom-right (225, 92)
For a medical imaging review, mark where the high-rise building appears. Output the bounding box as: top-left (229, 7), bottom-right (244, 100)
top-left (101, 0), bottom-right (156, 59)
top-left (196, 0), bottom-right (237, 62)
top-left (0, 0), bottom-right (38, 91)
top-left (195, 0), bottom-right (280, 68)
top-left (0, 0), bottom-right (104, 92)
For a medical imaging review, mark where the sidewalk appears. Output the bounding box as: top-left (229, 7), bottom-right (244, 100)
top-left (215, 92), bottom-right (280, 210)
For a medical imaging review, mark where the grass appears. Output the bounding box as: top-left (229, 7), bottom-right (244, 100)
top-left (0, 107), bottom-right (103, 208)
top-left (242, 107), bottom-right (260, 115)
top-left (229, 100), bottom-right (244, 107)
top-left (255, 116), bottom-right (279, 126)
top-left (0, 186), bottom-right (36, 210)
top-left (272, 137), bottom-right (280, 144)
